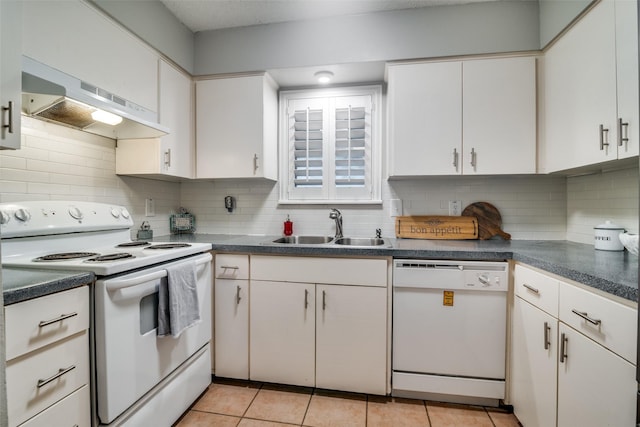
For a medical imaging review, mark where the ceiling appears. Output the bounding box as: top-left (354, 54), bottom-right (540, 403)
top-left (160, 0), bottom-right (496, 33)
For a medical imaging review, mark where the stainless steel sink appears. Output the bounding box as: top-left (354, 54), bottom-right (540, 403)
top-left (333, 237), bottom-right (387, 247)
top-left (272, 235), bottom-right (334, 244)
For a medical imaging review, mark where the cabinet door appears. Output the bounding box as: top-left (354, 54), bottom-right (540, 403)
top-left (214, 279), bottom-right (249, 379)
top-left (158, 60), bottom-right (194, 178)
top-left (542, 0), bottom-right (618, 172)
top-left (557, 324), bottom-right (636, 427)
top-left (249, 280), bottom-right (315, 387)
top-left (387, 62), bottom-right (462, 176)
top-left (196, 75), bottom-right (277, 179)
top-left (316, 284), bottom-right (387, 395)
top-left (510, 297), bottom-right (557, 427)
top-left (0, 0), bottom-right (21, 150)
top-left (614, 0), bottom-right (639, 159)
top-left (463, 57), bottom-right (536, 174)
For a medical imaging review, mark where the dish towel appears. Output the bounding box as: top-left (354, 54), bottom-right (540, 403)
top-left (157, 261), bottom-right (200, 338)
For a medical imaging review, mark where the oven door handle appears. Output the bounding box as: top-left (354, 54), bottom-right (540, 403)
top-left (105, 253), bottom-right (212, 292)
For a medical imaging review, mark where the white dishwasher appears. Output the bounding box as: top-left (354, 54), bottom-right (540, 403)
top-left (392, 259), bottom-right (508, 406)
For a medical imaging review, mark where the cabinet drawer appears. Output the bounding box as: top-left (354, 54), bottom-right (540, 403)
top-left (559, 283), bottom-right (637, 364)
top-left (216, 254), bottom-right (249, 280)
top-left (7, 331), bottom-right (90, 427)
top-left (251, 256), bottom-right (388, 287)
top-left (19, 384), bottom-right (90, 427)
top-left (514, 265), bottom-right (559, 317)
top-left (5, 286), bottom-right (89, 360)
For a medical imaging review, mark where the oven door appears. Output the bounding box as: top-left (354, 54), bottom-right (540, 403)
top-left (94, 252), bottom-right (212, 424)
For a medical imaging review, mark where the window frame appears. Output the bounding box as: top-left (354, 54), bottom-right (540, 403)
top-left (278, 85), bottom-right (382, 205)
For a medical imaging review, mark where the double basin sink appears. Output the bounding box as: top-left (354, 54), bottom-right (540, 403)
top-left (271, 235), bottom-right (390, 247)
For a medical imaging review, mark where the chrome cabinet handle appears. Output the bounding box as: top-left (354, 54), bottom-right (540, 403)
top-left (39, 312), bottom-right (78, 327)
top-left (37, 365), bottom-right (76, 388)
top-left (322, 290), bottom-right (326, 310)
top-left (304, 289), bottom-right (309, 309)
top-left (2, 101), bottom-right (14, 134)
top-left (522, 283), bottom-right (539, 294)
top-left (544, 321), bottom-right (551, 350)
top-left (559, 333), bottom-right (568, 363)
top-left (235, 285), bottom-right (241, 305)
top-left (571, 309), bottom-right (601, 326)
top-left (470, 148), bottom-right (476, 169)
top-left (618, 118), bottom-right (629, 147)
top-left (164, 148), bottom-right (172, 168)
top-left (220, 266), bottom-right (239, 270)
top-left (253, 153), bottom-right (259, 174)
top-left (599, 124), bottom-right (610, 150)
top-left (452, 148), bottom-right (458, 170)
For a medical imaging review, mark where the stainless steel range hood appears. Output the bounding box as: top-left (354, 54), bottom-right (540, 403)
top-left (21, 56), bottom-right (168, 139)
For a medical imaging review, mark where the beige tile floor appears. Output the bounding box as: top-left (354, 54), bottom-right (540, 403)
top-left (174, 379), bottom-right (521, 427)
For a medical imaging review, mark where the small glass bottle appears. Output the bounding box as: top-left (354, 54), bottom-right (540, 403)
top-left (284, 215), bottom-right (293, 236)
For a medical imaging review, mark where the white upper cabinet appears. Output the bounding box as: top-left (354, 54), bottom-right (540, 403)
top-left (116, 60), bottom-right (194, 180)
top-left (387, 56), bottom-right (536, 177)
top-left (22, 0), bottom-right (158, 112)
top-left (0, 0), bottom-right (21, 150)
top-left (541, 0), bottom-right (638, 172)
top-left (387, 61), bottom-right (462, 176)
top-left (462, 57), bottom-right (536, 174)
top-left (195, 74), bottom-right (278, 179)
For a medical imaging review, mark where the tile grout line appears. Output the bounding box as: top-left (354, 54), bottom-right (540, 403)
top-left (424, 400), bottom-right (433, 427)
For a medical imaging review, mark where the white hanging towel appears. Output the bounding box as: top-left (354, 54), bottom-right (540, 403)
top-left (157, 261), bottom-right (200, 338)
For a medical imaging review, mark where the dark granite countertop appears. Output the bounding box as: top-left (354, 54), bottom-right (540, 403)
top-left (158, 234), bottom-right (639, 303)
top-left (2, 267), bottom-right (94, 305)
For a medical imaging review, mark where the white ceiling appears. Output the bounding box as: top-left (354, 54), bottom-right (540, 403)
top-left (160, 0), bottom-right (495, 33)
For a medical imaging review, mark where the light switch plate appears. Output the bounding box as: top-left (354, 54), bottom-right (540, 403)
top-left (390, 199), bottom-right (402, 217)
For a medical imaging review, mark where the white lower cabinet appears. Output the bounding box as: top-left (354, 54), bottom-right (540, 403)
top-left (510, 264), bottom-right (637, 427)
top-left (4, 286), bottom-right (90, 427)
top-left (557, 324), bottom-right (635, 427)
top-left (248, 255), bottom-right (389, 395)
top-left (214, 254), bottom-right (250, 379)
top-left (250, 280), bottom-right (316, 387)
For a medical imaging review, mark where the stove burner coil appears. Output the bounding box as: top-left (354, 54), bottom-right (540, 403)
top-left (86, 253), bottom-right (135, 262)
top-left (146, 243), bottom-right (192, 250)
top-left (34, 252), bottom-right (100, 261)
top-left (116, 241), bottom-right (150, 248)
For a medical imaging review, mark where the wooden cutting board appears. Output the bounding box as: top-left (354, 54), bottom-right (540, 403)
top-left (461, 202), bottom-right (511, 240)
top-left (395, 216), bottom-right (478, 240)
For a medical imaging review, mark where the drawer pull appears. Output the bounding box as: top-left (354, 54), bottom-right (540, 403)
top-left (37, 365), bottom-right (76, 388)
top-left (38, 312), bottom-right (78, 327)
top-left (220, 266), bottom-right (239, 270)
top-left (522, 283), bottom-right (539, 294)
top-left (571, 309), bottom-right (602, 326)
top-left (544, 321), bottom-right (551, 350)
top-left (560, 333), bottom-right (568, 363)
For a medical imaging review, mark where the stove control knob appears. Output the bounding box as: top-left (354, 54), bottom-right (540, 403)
top-left (121, 208), bottom-right (130, 219)
top-left (15, 208), bottom-right (31, 222)
top-left (110, 207), bottom-right (120, 218)
top-left (0, 211), bottom-right (10, 225)
top-left (69, 206), bottom-right (83, 220)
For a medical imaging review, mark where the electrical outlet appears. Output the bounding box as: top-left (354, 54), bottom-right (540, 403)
top-left (448, 200), bottom-right (461, 216)
top-left (145, 198), bottom-right (155, 217)
top-left (390, 199), bottom-right (403, 217)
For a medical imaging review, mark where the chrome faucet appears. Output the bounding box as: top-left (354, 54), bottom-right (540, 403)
top-left (329, 208), bottom-right (343, 239)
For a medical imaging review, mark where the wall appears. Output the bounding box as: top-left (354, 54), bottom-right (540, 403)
top-left (180, 175), bottom-right (567, 240)
top-left (539, 0), bottom-right (593, 48)
top-left (194, 1), bottom-right (540, 76)
top-left (0, 118), bottom-right (180, 238)
top-left (566, 166), bottom-right (639, 244)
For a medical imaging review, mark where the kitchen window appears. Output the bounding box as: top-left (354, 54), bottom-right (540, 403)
top-left (279, 86), bottom-right (382, 204)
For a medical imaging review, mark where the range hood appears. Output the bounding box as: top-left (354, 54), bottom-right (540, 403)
top-left (21, 56), bottom-right (168, 139)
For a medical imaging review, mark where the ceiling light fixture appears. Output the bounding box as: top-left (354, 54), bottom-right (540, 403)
top-left (91, 109), bottom-right (123, 126)
top-left (314, 71), bottom-right (334, 84)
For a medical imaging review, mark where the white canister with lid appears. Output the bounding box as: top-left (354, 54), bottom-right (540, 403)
top-left (594, 220), bottom-right (625, 251)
